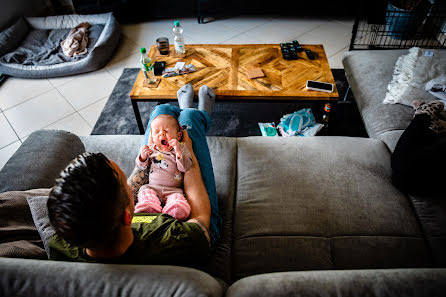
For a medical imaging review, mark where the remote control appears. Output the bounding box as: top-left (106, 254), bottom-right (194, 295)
top-left (292, 40), bottom-right (303, 52)
top-left (280, 43), bottom-right (291, 60)
top-left (287, 43), bottom-right (298, 60)
top-left (305, 49), bottom-right (315, 60)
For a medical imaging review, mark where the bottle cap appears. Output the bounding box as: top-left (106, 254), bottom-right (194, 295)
top-left (324, 103), bottom-right (331, 112)
top-left (174, 21), bottom-right (180, 27)
top-left (140, 48), bottom-right (146, 53)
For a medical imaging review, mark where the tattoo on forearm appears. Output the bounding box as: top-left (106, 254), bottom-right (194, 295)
top-left (127, 165), bottom-right (149, 204)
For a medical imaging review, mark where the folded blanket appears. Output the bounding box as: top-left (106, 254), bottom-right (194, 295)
top-left (60, 22), bottom-right (90, 57)
top-left (383, 47), bottom-right (446, 107)
top-left (0, 188), bottom-right (50, 259)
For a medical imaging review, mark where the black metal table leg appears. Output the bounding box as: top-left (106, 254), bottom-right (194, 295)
top-left (131, 100), bottom-right (145, 135)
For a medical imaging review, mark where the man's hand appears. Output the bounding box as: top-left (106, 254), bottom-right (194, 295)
top-left (169, 139), bottom-right (182, 159)
top-left (139, 145), bottom-right (153, 162)
top-left (181, 130), bottom-right (192, 148)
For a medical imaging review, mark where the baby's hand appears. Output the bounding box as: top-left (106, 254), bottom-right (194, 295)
top-left (169, 139), bottom-right (182, 158)
top-left (139, 145), bottom-right (153, 162)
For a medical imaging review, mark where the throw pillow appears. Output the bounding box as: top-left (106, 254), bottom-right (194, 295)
top-left (383, 47), bottom-right (446, 107)
top-left (0, 188), bottom-right (50, 259)
top-left (27, 195), bottom-right (55, 258)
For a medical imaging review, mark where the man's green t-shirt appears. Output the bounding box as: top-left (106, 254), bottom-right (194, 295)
top-left (48, 214), bottom-right (210, 268)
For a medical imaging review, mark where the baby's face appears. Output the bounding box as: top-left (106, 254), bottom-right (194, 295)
top-left (150, 115), bottom-right (180, 152)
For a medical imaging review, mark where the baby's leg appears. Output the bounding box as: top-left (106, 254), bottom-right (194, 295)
top-left (135, 188), bottom-right (162, 213)
top-left (162, 193), bottom-right (191, 220)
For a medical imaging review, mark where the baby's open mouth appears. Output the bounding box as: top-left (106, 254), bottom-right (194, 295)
top-left (161, 139), bottom-right (168, 145)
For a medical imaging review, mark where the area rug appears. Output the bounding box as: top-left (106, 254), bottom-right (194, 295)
top-left (92, 68), bottom-right (366, 137)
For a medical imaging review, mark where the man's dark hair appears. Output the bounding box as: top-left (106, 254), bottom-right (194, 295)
top-left (48, 152), bottom-right (129, 249)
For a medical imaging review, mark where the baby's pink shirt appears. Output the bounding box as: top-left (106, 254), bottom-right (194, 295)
top-left (136, 143), bottom-right (193, 188)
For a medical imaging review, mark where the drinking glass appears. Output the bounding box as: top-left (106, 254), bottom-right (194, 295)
top-left (156, 37), bottom-right (169, 55)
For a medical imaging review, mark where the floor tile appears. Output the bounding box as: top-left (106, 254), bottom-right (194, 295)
top-left (122, 20), bottom-right (176, 48)
top-left (242, 17), bottom-right (326, 44)
top-left (123, 17), bottom-right (267, 47)
top-left (57, 69), bottom-right (116, 110)
top-left (217, 15), bottom-right (274, 35)
top-left (44, 112), bottom-right (92, 136)
top-left (48, 74), bottom-right (78, 87)
top-left (110, 35), bottom-right (142, 64)
top-left (328, 46), bottom-right (349, 69)
top-left (0, 77), bottom-right (54, 110)
top-left (0, 141), bottom-right (21, 170)
top-left (0, 112), bottom-right (19, 148)
top-left (180, 18), bottom-right (254, 44)
top-left (78, 97), bottom-right (108, 127)
top-left (222, 32), bottom-right (263, 44)
top-left (331, 17), bottom-right (355, 28)
top-left (4, 89), bottom-right (76, 138)
top-left (295, 20), bottom-right (352, 57)
top-left (104, 53), bottom-right (141, 80)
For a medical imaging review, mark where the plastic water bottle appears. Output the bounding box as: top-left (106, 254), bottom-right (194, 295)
top-left (140, 47), bottom-right (156, 83)
top-left (173, 21), bottom-right (185, 55)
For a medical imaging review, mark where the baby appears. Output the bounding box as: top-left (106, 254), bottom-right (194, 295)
top-left (134, 114), bottom-right (193, 220)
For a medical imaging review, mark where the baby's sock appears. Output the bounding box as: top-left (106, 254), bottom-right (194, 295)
top-left (198, 85), bottom-right (215, 115)
top-left (177, 84), bottom-right (194, 109)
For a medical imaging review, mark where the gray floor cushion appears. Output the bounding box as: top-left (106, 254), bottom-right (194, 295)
top-left (0, 13), bottom-right (120, 78)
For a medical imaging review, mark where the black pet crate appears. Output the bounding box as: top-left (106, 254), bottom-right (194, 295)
top-left (349, 0), bottom-right (446, 50)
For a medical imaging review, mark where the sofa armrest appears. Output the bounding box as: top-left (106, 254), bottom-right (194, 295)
top-left (227, 269), bottom-right (446, 297)
top-left (0, 130), bottom-right (85, 192)
top-left (0, 258), bottom-right (226, 297)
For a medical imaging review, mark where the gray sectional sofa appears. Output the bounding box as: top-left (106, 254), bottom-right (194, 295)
top-left (1, 49), bottom-right (446, 296)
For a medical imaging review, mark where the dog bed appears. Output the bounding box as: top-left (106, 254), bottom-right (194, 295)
top-left (0, 13), bottom-right (120, 78)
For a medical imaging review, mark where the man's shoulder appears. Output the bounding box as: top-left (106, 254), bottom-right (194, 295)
top-left (48, 234), bottom-right (91, 262)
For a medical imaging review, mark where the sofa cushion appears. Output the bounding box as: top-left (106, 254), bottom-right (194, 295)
top-left (0, 258), bottom-right (226, 297)
top-left (342, 50), bottom-right (414, 151)
top-left (226, 269), bottom-right (446, 297)
top-left (0, 130), bottom-right (85, 192)
top-left (233, 136), bottom-right (430, 280)
top-left (409, 194), bottom-right (446, 267)
top-left (0, 188), bottom-right (50, 259)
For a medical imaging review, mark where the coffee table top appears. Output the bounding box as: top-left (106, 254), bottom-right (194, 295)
top-left (130, 44), bottom-right (338, 101)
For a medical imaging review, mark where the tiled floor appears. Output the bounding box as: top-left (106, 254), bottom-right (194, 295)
top-left (0, 15), bottom-right (353, 169)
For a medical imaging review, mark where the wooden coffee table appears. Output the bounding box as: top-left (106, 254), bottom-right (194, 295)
top-left (130, 44), bottom-right (338, 134)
